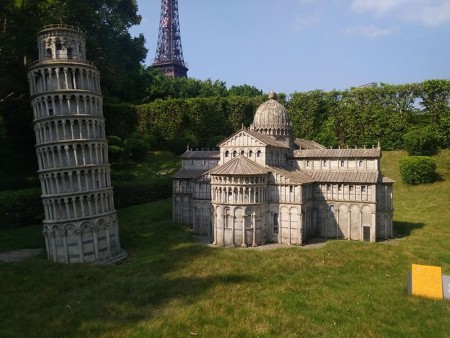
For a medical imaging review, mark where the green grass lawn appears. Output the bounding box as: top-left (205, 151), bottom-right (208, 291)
top-left (1, 151), bottom-right (449, 337)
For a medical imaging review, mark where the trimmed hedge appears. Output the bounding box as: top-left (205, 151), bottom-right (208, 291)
top-left (403, 127), bottom-right (438, 156)
top-left (399, 156), bottom-right (437, 184)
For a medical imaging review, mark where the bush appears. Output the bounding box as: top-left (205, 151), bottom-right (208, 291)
top-left (166, 137), bottom-right (188, 155)
top-left (107, 135), bottom-right (123, 146)
top-left (108, 145), bottom-right (125, 162)
top-left (124, 137), bottom-right (149, 161)
top-left (399, 156), bottom-right (437, 184)
top-left (0, 188), bottom-right (43, 228)
top-left (403, 127), bottom-right (438, 156)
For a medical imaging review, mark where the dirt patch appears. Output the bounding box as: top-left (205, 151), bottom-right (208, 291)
top-left (0, 248), bottom-right (43, 263)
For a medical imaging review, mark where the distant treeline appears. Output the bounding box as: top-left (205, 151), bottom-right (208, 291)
top-left (106, 80), bottom-right (449, 151)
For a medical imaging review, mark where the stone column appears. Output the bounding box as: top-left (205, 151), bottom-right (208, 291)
top-left (241, 215), bottom-right (247, 247)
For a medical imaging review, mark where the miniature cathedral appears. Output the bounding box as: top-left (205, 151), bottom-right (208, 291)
top-left (173, 92), bottom-right (394, 246)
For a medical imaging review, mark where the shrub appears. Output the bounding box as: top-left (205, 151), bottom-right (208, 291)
top-left (0, 188), bottom-right (43, 228)
top-left (124, 137), bottom-right (149, 161)
top-left (166, 137), bottom-right (188, 155)
top-left (403, 127), bottom-right (438, 156)
top-left (107, 135), bottom-right (123, 146)
top-left (399, 156), bottom-right (437, 184)
top-left (108, 145), bottom-right (125, 162)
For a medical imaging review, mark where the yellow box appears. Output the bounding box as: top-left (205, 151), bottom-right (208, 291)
top-left (411, 264), bottom-right (443, 300)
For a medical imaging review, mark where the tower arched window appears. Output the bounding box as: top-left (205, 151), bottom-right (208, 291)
top-left (240, 150), bottom-right (245, 156)
top-left (46, 48), bottom-right (52, 58)
top-left (225, 151), bottom-right (229, 157)
top-left (256, 150), bottom-right (261, 157)
top-left (232, 150), bottom-right (237, 157)
top-left (248, 150), bottom-right (253, 157)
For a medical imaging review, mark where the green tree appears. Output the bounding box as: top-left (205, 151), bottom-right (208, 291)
top-left (228, 84), bottom-right (263, 97)
top-left (419, 79), bottom-right (450, 147)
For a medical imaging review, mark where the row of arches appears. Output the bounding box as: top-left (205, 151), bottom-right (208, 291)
top-left (212, 186), bottom-right (267, 204)
top-left (38, 33), bottom-right (86, 62)
top-left (39, 166), bottom-right (111, 196)
top-left (42, 215), bottom-right (121, 263)
top-left (34, 118), bottom-right (105, 145)
top-left (43, 191), bottom-right (115, 221)
top-left (212, 205), bottom-right (264, 247)
top-left (31, 93), bottom-right (102, 120)
top-left (29, 65), bottom-right (100, 95)
top-left (211, 175), bottom-right (266, 184)
top-left (315, 183), bottom-right (372, 202)
top-left (316, 203), bottom-right (375, 241)
top-left (43, 216), bottom-right (116, 235)
top-left (36, 142), bottom-right (108, 170)
top-left (250, 126), bottom-right (292, 137)
top-left (224, 149), bottom-right (262, 158)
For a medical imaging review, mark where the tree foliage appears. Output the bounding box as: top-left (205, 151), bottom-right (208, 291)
top-left (0, 0), bottom-right (147, 103)
top-left (136, 96), bottom-right (265, 149)
top-left (287, 81), bottom-right (449, 150)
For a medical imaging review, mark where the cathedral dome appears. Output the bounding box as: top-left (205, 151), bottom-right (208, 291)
top-left (250, 91), bottom-right (292, 135)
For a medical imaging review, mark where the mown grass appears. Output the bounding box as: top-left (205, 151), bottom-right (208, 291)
top-left (0, 151), bottom-right (449, 337)
top-left (111, 150), bottom-right (181, 184)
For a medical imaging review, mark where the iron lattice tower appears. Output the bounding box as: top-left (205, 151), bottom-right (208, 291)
top-left (152, 0), bottom-right (188, 77)
top-left (27, 24), bottom-right (127, 264)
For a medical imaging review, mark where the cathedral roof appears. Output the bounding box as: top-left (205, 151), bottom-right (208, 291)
top-left (303, 170), bottom-right (379, 183)
top-left (251, 92), bottom-right (292, 132)
top-left (180, 150), bottom-right (220, 159)
top-left (294, 148), bottom-right (381, 158)
top-left (218, 129), bottom-right (289, 149)
top-left (173, 169), bottom-right (208, 179)
top-left (245, 130), bottom-right (290, 148)
top-left (294, 138), bottom-right (326, 150)
top-left (208, 156), bottom-right (268, 176)
top-left (267, 166), bottom-right (315, 184)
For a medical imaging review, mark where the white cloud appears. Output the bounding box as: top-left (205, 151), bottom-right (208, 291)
top-left (350, 0), bottom-right (450, 26)
top-left (346, 25), bottom-right (395, 38)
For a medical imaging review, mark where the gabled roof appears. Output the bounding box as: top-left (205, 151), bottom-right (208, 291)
top-left (267, 165), bottom-right (315, 184)
top-left (208, 156), bottom-right (269, 176)
top-left (294, 148), bottom-right (381, 158)
top-left (303, 170), bottom-right (379, 183)
top-left (294, 139), bottom-right (326, 150)
top-left (180, 150), bottom-right (220, 159)
top-left (173, 169), bottom-right (208, 179)
top-left (246, 130), bottom-right (290, 148)
top-left (379, 175), bottom-right (396, 183)
top-left (218, 129), bottom-right (289, 149)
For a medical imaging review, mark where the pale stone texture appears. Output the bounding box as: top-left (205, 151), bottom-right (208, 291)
top-left (28, 25), bottom-right (126, 263)
top-left (173, 92), bottom-right (394, 246)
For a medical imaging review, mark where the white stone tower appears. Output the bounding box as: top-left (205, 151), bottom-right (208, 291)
top-left (27, 24), bottom-right (126, 264)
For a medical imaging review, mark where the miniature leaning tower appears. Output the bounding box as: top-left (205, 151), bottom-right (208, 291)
top-left (27, 24), bottom-right (126, 264)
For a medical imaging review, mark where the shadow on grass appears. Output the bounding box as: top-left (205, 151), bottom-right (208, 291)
top-left (0, 200), bottom-right (257, 337)
top-left (393, 220), bottom-right (424, 237)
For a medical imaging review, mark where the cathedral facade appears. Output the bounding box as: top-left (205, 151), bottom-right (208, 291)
top-left (173, 93), bottom-right (394, 247)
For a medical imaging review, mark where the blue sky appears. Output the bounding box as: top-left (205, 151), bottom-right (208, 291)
top-left (130, 0), bottom-right (450, 94)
